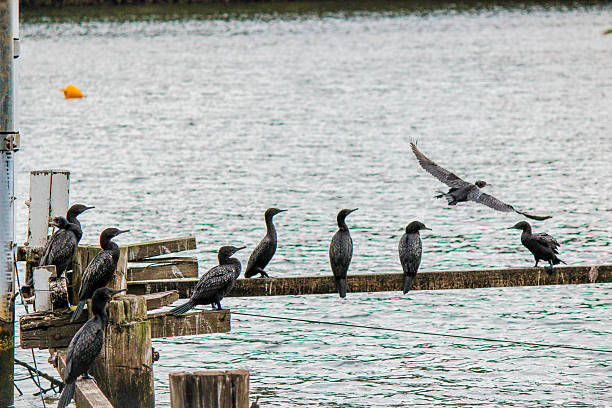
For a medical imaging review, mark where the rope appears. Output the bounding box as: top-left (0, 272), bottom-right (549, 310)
top-left (231, 311), bottom-right (612, 354)
top-left (13, 252), bottom-right (49, 407)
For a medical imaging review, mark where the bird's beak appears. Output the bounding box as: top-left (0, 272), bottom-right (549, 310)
top-left (279, 209), bottom-right (288, 213)
top-left (49, 220), bottom-right (60, 227)
top-left (235, 246), bottom-right (246, 252)
top-left (84, 206), bottom-right (95, 211)
top-left (117, 229), bottom-right (130, 235)
top-left (423, 227), bottom-right (432, 231)
top-left (111, 288), bottom-right (127, 296)
top-left (349, 208), bottom-right (358, 213)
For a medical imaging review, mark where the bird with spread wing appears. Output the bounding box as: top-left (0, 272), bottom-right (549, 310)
top-left (410, 142), bottom-right (551, 221)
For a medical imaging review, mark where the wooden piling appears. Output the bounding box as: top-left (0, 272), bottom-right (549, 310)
top-left (169, 370), bottom-right (250, 408)
top-left (92, 295), bottom-right (154, 408)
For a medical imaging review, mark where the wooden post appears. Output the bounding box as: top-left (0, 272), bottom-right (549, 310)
top-left (169, 370), bottom-right (250, 408)
top-left (92, 295), bottom-right (154, 408)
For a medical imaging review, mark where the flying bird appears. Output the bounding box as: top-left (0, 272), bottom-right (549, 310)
top-left (410, 142), bottom-right (551, 221)
top-left (509, 221), bottom-right (565, 273)
top-left (169, 245), bottom-right (245, 314)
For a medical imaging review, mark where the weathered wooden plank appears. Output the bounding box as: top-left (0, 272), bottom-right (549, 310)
top-left (20, 309), bottom-right (87, 349)
top-left (143, 290), bottom-right (179, 310)
top-left (128, 258), bottom-right (198, 281)
top-left (148, 309), bottom-right (230, 339)
top-left (127, 236), bottom-right (196, 261)
top-left (169, 370), bottom-right (249, 408)
top-left (53, 350), bottom-right (113, 408)
top-left (20, 303), bottom-right (229, 349)
top-left (127, 265), bottom-right (612, 298)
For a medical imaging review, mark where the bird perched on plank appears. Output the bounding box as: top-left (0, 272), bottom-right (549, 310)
top-left (329, 208), bottom-right (357, 298)
top-left (57, 287), bottom-right (126, 408)
top-left (410, 142), bottom-right (551, 221)
top-left (70, 228), bottom-right (129, 322)
top-left (37, 204), bottom-right (94, 281)
top-left (245, 208), bottom-right (287, 278)
top-left (169, 245), bottom-right (245, 314)
top-left (509, 221), bottom-right (565, 274)
top-left (399, 221), bottom-right (431, 293)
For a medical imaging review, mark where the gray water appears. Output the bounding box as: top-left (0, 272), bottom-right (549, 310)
top-left (12, 3), bottom-right (612, 407)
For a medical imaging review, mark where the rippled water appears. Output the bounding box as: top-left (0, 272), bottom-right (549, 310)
top-left (12, 2), bottom-right (612, 407)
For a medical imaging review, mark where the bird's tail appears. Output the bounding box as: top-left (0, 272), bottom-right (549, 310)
top-left (335, 278), bottom-right (347, 299)
top-left (553, 256), bottom-right (566, 265)
top-left (169, 300), bottom-right (195, 315)
top-left (70, 300), bottom-right (86, 323)
top-left (403, 275), bottom-right (414, 294)
top-left (57, 382), bottom-right (75, 408)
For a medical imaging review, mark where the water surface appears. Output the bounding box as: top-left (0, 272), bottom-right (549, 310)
top-left (12, 2), bottom-right (612, 407)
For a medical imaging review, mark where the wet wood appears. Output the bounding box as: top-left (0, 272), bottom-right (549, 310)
top-left (19, 308), bottom-right (88, 349)
top-left (148, 309), bottom-right (231, 338)
top-left (127, 236), bottom-right (196, 261)
top-left (20, 302), bottom-right (229, 349)
top-left (92, 295), bottom-right (155, 408)
top-left (169, 369), bottom-right (249, 408)
top-left (128, 257), bottom-right (198, 281)
top-left (53, 350), bottom-right (113, 408)
top-left (143, 290), bottom-right (179, 310)
top-left (128, 265), bottom-right (612, 298)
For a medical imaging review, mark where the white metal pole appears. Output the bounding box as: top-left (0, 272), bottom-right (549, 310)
top-left (0, 0), bottom-right (17, 403)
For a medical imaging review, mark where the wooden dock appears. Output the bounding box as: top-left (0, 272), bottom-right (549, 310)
top-left (127, 264), bottom-right (611, 298)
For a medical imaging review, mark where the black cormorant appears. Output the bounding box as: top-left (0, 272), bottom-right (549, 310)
top-left (36, 204), bottom-right (93, 281)
top-left (65, 204), bottom-right (95, 229)
top-left (410, 143), bottom-right (551, 221)
top-left (399, 221), bottom-right (431, 293)
top-left (70, 228), bottom-right (129, 322)
top-left (509, 221), bottom-right (565, 273)
top-left (57, 287), bottom-right (126, 408)
top-left (329, 208), bottom-right (357, 298)
top-left (245, 208), bottom-right (287, 278)
top-left (169, 245), bottom-right (245, 314)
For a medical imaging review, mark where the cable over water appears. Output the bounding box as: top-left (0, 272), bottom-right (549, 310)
top-left (232, 311), bottom-right (612, 354)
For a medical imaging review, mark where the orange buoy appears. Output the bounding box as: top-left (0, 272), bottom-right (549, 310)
top-left (61, 84), bottom-right (84, 99)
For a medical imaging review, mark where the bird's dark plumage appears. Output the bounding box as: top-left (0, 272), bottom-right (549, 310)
top-left (410, 143), bottom-right (551, 221)
top-left (245, 208), bottom-right (287, 278)
top-left (58, 287), bottom-right (125, 408)
top-left (398, 221), bottom-right (430, 293)
top-left (37, 204), bottom-right (93, 281)
top-left (169, 246), bottom-right (245, 314)
top-left (329, 208), bottom-right (357, 298)
top-left (510, 221), bottom-right (565, 274)
top-left (71, 228), bottom-right (129, 322)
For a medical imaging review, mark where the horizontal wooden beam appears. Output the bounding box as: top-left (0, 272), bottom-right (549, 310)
top-left (52, 350), bottom-right (113, 408)
top-left (127, 236), bottom-right (196, 261)
top-left (128, 258), bottom-right (198, 281)
top-left (148, 309), bottom-right (230, 339)
top-left (143, 290), bottom-right (179, 310)
top-left (127, 265), bottom-right (611, 298)
top-left (21, 303), bottom-right (229, 349)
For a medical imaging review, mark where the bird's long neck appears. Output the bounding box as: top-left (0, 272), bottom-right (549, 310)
top-left (101, 236), bottom-right (120, 262)
top-left (337, 218), bottom-right (349, 232)
top-left (265, 216), bottom-right (277, 238)
top-left (67, 222), bottom-right (83, 241)
top-left (91, 301), bottom-right (109, 326)
top-left (66, 209), bottom-right (82, 227)
top-left (521, 225), bottom-right (533, 236)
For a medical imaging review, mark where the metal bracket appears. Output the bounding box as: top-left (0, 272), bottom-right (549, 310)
top-left (0, 131), bottom-right (20, 151)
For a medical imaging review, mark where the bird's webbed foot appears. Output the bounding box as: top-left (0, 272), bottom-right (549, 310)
top-left (260, 271), bottom-right (270, 278)
top-left (216, 302), bottom-right (223, 310)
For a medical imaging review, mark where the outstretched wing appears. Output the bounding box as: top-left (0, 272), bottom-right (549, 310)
top-left (410, 143), bottom-right (470, 189)
top-left (467, 190), bottom-right (552, 221)
top-left (532, 232), bottom-right (560, 253)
